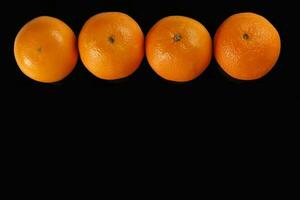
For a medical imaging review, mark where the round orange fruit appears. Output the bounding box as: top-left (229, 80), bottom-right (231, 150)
top-left (14, 16), bottom-right (78, 83)
top-left (146, 16), bottom-right (212, 82)
top-left (214, 12), bottom-right (281, 81)
top-left (78, 12), bottom-right (144, 80)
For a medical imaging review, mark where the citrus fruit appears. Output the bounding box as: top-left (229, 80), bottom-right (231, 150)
top-left (14, 16), bottom-right (78, 83)
top-left (214, 12), bottom-right (281, 80)
top-left (78, 12), bottom-right (144, 80)
top-left (146, 16), bottom-right (212, 82)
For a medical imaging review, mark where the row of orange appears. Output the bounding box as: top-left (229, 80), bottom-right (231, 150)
top-left (14, 12), bottom-right (281, 83)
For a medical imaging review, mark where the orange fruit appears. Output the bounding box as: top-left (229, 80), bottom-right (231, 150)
top-left (214, 12), bottom-right (281, 80)
top-left (79, 12), bottom-right (144, 80)
top-left (14, 16), bottom-right (78, 83)
top-left (146, 16), bottom-right (212, 82)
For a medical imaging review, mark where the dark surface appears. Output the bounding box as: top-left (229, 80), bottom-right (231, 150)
top-left (5, 0), bottom-right (298, 105)
top-left (2, 1), bottom-right (298, 157)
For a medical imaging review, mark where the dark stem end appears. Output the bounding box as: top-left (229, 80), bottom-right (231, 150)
top-left (173, 34), bottom-right (182, 42)
top-left (243, 33), bottom-right (249, 40)
top-left (108, 35), bottom-right (115, 44)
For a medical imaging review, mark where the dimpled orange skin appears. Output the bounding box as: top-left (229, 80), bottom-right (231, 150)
top-left (14, 16), bottom-right (78, 83)
top-left (146, 16), bottom-right (212, 82)
top-left (79, 12), bottom-right (144, 80)
top-left (214, 13), bottom-right (281, 80)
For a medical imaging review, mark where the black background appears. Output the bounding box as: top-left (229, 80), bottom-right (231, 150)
top-left (2, 1), bottom-right (299, 164)
top-left (2, 1), bottom-right (298, 180)
top-left (4, 0), bottom-right (298, 112)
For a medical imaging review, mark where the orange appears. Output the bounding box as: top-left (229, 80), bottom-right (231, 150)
top-left (78, 12), bottom-right (144, 80)
top-left (146, 16), bottom-right (212, 82)
top-left (214, 12), bottom-right (281, 80)
top-left (14, 16), bottom-right (78, 83)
